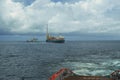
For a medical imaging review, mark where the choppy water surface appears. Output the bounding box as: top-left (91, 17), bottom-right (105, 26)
top-left (0, 41), bottom-right (120, 80)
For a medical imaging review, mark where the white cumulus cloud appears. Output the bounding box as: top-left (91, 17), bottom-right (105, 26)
top-left (0, 0), bottom-right (120, 35)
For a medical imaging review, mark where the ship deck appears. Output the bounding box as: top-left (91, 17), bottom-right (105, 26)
top-left (64, 76), bottom-right (113, 80)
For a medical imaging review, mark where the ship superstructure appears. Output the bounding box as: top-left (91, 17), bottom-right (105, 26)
top-left (46, 25), bottom-right (65, 43)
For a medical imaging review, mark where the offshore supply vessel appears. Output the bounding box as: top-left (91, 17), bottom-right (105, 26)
top-left (46, 25), bottom-right (65, 43)
top-left (26, 38), bottom-right (38, 42)
top-left (49, 68), bottom-right (120, 80)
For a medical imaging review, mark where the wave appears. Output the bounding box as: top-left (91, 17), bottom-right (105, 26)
top-left (60, 59), bottom-right (120, 76)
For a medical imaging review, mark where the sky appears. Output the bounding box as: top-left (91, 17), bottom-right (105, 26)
top-left (0, 0), bottom-right (120, 40)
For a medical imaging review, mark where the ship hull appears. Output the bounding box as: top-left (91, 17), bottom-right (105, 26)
top-left (49, 68), bottom-right (117, 80)
top-left (46, 39), bottom-right (65, 43)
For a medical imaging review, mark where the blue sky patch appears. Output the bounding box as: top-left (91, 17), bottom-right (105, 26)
top-left (13, 0), bottom-right (35, 6)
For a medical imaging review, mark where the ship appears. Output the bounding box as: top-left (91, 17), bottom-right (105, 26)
top-left (49, 68), bottom-right (120, 80)
top-left (26, 38), bottom-right (38, 42)
top-left (46, 25), bottom-right (65, 43)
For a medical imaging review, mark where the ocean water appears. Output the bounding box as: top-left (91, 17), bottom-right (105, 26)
top-left (0, 41), bottom-right (120, 80)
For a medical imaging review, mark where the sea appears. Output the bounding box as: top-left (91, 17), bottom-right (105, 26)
top-left (0, 41), bottom-right (120, 80)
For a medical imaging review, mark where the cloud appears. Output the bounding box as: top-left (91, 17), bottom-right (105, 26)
top-left (0, 0), bottom-right (120, 35)
top-left (51, 0), bottom-right (80, 3)
top-left (13, 0), bottom-right (35, 6)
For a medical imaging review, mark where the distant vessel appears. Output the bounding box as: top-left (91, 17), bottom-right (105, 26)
top-left (26, 38), bottom-right (38, 42)
top-left (46, 25), bottom-right (65, 43)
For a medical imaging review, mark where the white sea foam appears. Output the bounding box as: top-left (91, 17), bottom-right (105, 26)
top-left (61, 59), bottom-right (120, 76)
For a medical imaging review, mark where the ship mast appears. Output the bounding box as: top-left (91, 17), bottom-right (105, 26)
top-left (46, 24), bottom-right (49, 40)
